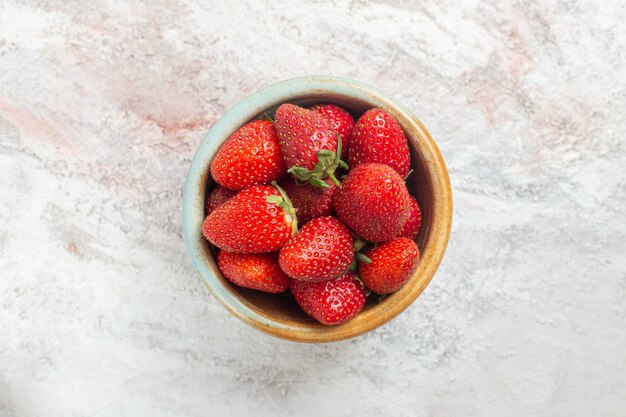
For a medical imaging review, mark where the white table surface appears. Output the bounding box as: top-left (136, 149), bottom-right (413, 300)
top-left (1, 1), bottom-right (625, 416)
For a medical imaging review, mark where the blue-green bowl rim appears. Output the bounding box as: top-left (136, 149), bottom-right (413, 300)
top-left (182, 76), bottom-right (452, 342)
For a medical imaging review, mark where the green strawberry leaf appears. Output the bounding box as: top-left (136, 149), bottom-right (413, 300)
top-left (309, 178), bottom-right (331, 188)
top-left (335, 132), bottom-right (343, 158)
top-left (326, 171), bottom-right (341, 187)
top-left (265, 195), bottom-right (283, 205)
top-left (353, 238), bottom-right (368, 252)
top-left (287, 137), bottom-right (348, 189)
top-left (270, 181), bottom-right (298, 235)
top-left (356, 253), bottom-right (372, 264)
top-left (316, 150), bottom-right (335, 157)
top-left (348, 259), bottom-right (358, 272)
top-left (287, 166), bottom-right (312, 179)
top-left (261, 112), bottom-right (275, 123)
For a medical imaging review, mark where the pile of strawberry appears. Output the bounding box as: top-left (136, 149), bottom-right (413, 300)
top-left (202, 103), bottom-right (422, 325)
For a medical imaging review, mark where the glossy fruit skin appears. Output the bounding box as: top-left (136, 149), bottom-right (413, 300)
top-left (349, 108), bottom-right (410, 177)
top-left (399, 196), bottom-right (422, 240)
top-left (290, 272), bottom-right (366, 325)
top-left (279, 177), bottom-right (335, 225)
top-left (333, 163), bottom-right (411, 242)
top-left (310, 104), bottom-right (355, 159)
top-left (203, 185), bottom-right (295, 253)
top-left (217, 251), bottom-right (289, 293)
top-left (210, 120), bottom-right (286, 190)
top-left (274, 104), bottom-right (338, 170)
top-left (279, 216), bottom-right (354, 282)
top-left (205, 186), bottom-right (236, 214)
top-left (360, 238), bottom-right (420, 294)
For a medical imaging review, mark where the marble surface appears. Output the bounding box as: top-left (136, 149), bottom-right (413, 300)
top-left (1, 1), bottom-right (625, 416)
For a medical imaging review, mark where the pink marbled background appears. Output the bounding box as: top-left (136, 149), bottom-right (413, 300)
top-left (1, 1), bottom-right (625, 416)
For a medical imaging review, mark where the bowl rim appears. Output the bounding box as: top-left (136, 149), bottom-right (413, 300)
top-left (182, 76), bottom-right (452, 343)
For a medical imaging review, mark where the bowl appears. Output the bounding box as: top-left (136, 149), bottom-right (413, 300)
top-left (183, 76), bottom-right (452, 343)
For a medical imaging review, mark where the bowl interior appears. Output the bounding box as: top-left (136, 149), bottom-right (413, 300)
top-left (203, 96), bottom-right (433, 322)
top-left (184, 77), bottom-right (452, 342)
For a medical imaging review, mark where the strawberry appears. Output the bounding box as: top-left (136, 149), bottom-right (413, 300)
top-left (310, 104), bottom-right (355, 159)
top-left (359, 238), bottom-right (420, 294)
top-left (205, 186), bottom-right (236, 214)
top-left (290, 271), bottom-right (366, 325)
top-left (217, 251), bottom-right (289, 293)
top-left (279, 177), bottom-right (335, 225)
top-left (210, 120), bottom-right (286, 191)
top-left (203, 183), bottom-right (297, 253)
top-left (279, 216), bottom-right (354, 282)
top-left (333, 163), bottom-right (411, 242)
top-left (274, 103), bottom-right (346, 188)
top-left (349, 108), bottom-right (410, 177)
top-left (399, 196), bottom-right (422, 240)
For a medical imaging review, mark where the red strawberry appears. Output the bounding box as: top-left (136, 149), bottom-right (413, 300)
top-left (210, 120), bottom-right (286, 190)
top-left (359, 238), bottom-right (420, 294)
top-left (205, 186), bottom-right (236, 214)
top-left (203, 184), bottom-right (297, 253)
top-left (349, 108), bottom-right (410, 177)
top-left (333, 163), bottom-right (411, 242)
top-left (279, 216), bottom-right (354, 282)
top-left (399, 196), bottom-right (422, 239)
top-left (279, 177), bottom-right (336, 225)
top-left (217, 251), bottom-right (289, 293)
top-left (290, 272), bottom-right (366, 325)
top-left (274, 104), bottom-right (346, 187)
top-left (310, 104), bottom-right (355, 159)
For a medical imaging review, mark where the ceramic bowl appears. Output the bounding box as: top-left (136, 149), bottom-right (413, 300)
top-left (183, 76), bottom-right (452, 342)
